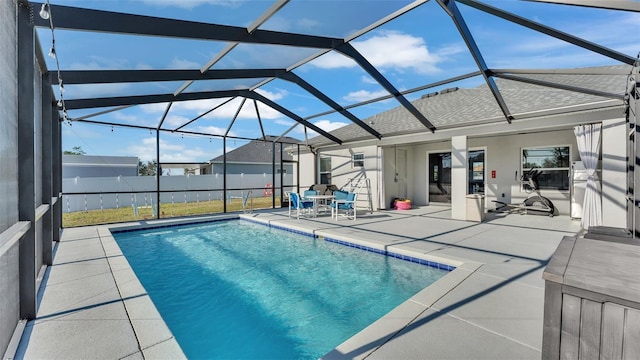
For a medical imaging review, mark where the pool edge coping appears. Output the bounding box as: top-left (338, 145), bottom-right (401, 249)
top-left (99, 226), bottom-right (188, 359)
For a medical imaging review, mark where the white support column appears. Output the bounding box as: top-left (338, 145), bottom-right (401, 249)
top-left (451, 136), bottom-right (468, 220)
top-left (601, 118), bottom-right (627, 228)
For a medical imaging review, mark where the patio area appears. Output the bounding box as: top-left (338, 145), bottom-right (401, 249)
top-left (14, 205), bottom-right (583, 359)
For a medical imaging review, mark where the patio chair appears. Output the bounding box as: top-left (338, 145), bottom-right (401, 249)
top-left (331, 191), bottom-right (357, 221)
top-left (303, 189), bottom-right (318, 199)
top-left (288, 192), bottom-right (314, 219)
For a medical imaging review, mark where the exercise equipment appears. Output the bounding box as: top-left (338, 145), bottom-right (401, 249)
top-left (491, 168), bottom-right (555, 217)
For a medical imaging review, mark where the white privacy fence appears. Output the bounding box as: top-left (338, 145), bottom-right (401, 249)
top-left (62, 173), bottom-right (292, 212)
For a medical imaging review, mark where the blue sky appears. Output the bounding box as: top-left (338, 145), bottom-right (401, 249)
top-left (38, 0), bottom-right (639, 165)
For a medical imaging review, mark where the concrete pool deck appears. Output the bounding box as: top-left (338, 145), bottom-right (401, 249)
top-left (13, 205), bottom-right (583, 359)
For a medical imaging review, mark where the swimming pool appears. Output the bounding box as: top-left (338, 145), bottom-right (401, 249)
top-left (114, 220), bottom-right (449, 359)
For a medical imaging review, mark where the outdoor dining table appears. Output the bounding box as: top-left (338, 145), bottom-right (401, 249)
top-left (303, 194), bottom-right (335, 217)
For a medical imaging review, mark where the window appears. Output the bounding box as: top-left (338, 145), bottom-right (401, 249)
top-left (352, 153), bottom-right (364, 167)
top-left (521, 146), bottom-right (570, 190)
top-left (276, 168), bottom-right (287, 174)
top-left (319, 157), bottom-right (332, 184)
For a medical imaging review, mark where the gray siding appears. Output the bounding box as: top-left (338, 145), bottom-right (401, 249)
top-left (62, 155), bottom-right (138, 178)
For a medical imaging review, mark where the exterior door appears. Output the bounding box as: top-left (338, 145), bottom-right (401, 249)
top-left (429, 152), bottom-right (451, 203)
top-left (397, 149), bottom-right (407, 199)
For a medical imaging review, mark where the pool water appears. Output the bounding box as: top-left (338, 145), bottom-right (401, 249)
top-left (114, 220), bottom-right (448, 360)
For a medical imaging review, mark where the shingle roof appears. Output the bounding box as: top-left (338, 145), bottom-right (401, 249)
top-left (211, 135), bottom-right (297, 162)
top-left (307, 65), bottom-right (631, 147)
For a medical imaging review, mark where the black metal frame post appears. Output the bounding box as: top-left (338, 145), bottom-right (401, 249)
top-left (155, 129), bottom-right (160, 219)
top-left (17, 2), bottom-right (36, 319)
top-left (41, 72), bottom-right (53, 266)
top-left (223, 137), bottom-right (227, 213)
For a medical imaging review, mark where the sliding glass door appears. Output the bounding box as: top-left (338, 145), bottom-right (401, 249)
top-left (468, 150), bottom-right (485, 194)
top-left (429, 149), bottom-right (485, 203)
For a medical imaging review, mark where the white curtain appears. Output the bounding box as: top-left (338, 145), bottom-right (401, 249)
top-left (574, 124), bottom-right (602, 229)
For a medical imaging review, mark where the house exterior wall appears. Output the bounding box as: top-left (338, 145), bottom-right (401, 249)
top-left (451, 136), bottom-right (468, 220)
top-left (301, 147), bottom-right (381, 209)
top-left (0, 0), bottom-right (20, 355)
top-left (299, 153), bottom-right (316, 189)
top-left (384, 147), bottom-right (407, 208)
top-left (408, 130), bottom-right (580, 215)
top-left (316, 129), bottom-right (594, 216)
top-left (478, 130), bottom-right (580, 215)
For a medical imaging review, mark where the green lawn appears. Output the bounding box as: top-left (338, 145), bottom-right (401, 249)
top-left (63, 196), bottom-right (282, 227)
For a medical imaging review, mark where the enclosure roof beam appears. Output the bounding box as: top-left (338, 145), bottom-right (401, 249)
top-left (524, 0), bottom-right (640, 12)
top-left (277, 71), bottom-right (382, 139)
top-left (303, 70), bottom-right (483, 120)
top-left (457, 0), bottom-right (637, 65)
top-left (490, 72), bottom-right (625, 100)
top-left (336, 43), bottom-right (437, 132)
top-left (65, 89), bottom-right (343, 144)
top-left (52, 69), bottom-right (284, 84)
top-left (243, 91), bottom-right (343, 145)
top-left (32, 2), bottom-right (344, 49)
top-left (64, 90), bottom-right (244, 110)
top-left (225, 98), bottom-right (247, 137)
top-left (438, 0), bottom-right (514, 123)
top-left (56, 68), bottom-right (375, 140)
top-left (254, 99), bottom-right (266, 140)
top-left (174, 97), bottom-right (236, 132)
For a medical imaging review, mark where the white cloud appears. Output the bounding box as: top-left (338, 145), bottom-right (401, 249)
top-left (297, 18), bottom-right (321, 30)
top-left (356, 30), bottom-right (443, 73)
top-left (343, 89), bottom-right (389, 103)
top-left (311, 51), bottom-right (354, 69)
top-left (274, 118), bottom-right (295, 126)
top-left (195, 125), bottom-right (236, 137)
top-left (361, 76), bottom-right (378, 85)
top-left (297, 119), bottom-right (348, 137)
top-left (140, 98), bottom-right (286, 122)
top-left (127, 137), bottom-right (157, 162)
top-left (112, 112), bottom-right (140, 123)
top-left (314, 119), bottom-right (348, 132)
top-left (69, 56), bottom-right (128, 70)
top-left (165, 114), bottom-right (191, 127)
top-left (436, 44), bottom-right (466, 57)
top-left (260, 16), bottom-right (291, 32)
top-left (61, 125), bottom-right (103, 141)
top-left (310, 30), bottom-right (445, 74)
top-left (141, 0), bottom-right (243, 10)
top-left (140, 102), bottom-right (171, 113)
top-left (167, 58), bottom-right (201, 69)
top-left (255, 88), bottom-right (288, 101)
top-left (262, 15), bottom-right (320, 33)
top-left (127, 137), bottom-right (210, 162)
